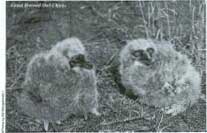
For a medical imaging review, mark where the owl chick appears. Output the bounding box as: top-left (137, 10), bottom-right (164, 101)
top-left (17, 37), bottom-right (99, 131)
top-left (119, 39), bottom-right (201, 116)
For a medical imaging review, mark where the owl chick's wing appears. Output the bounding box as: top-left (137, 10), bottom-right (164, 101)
top-left (147, 48), bottom-right (200, 114)
top-left (26, 53), bottom-right (80, 97)
top-left (19, 53), bottom-right (81, 121)
top-left (71, 68), bottom-right (99, 118)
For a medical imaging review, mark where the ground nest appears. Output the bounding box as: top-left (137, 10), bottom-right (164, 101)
top-left (6, 1), bottom-right (206, 132)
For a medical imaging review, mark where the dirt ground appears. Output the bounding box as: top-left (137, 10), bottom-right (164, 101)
top-left (6, 1), bottom-right (206, 132)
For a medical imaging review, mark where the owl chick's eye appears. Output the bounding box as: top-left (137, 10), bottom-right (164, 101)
top-left (131, 50), bottom-right (144, 57)
top-left (71, 54), bottom-right (84, 61)
top-left (69, 54), bottom-right (93, 69)
top-left (146, 47), bottom-right (155, 57)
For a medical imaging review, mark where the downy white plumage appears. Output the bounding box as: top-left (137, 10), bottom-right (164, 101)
top-left (119, 39), bottom-right (201, 115)
top-left (17, 37), bottom-right (100, 131)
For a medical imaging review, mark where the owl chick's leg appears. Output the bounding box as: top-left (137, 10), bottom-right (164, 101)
top-left (51, 122), bottom-right (59, 131)
top-left (91, 108), bottom-right (101, 116)
top-left (83, 110), bottom-right (88, 120)
top-left (43, 120), bottom-right (49, 131)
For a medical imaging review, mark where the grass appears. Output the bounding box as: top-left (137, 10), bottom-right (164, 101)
top-left (6, 1), bottom-right (206, 132)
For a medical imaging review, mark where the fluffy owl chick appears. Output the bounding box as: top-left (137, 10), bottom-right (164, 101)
top-left (17, 37), bottom-right (99, 131)
top-left (119, 39), bottom-right (201, 116)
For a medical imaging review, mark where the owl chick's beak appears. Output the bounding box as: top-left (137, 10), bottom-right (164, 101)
top-left (139, 51), bottom-right (153, 66)
top-left (69, 54), bottom-right (93, 70)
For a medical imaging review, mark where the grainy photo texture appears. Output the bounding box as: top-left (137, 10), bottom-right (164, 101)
top-left (6, 1), bottom-right (206, 132)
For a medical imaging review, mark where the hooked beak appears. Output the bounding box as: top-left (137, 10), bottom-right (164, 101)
top-left (139, 51), bottom-right (153, 66)
top-left (69, 54), bottom-right (93, 70)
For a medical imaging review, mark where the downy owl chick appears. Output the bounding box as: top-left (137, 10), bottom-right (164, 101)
top-left (119, 39), bottom-right (201, 116)
top-left (17, 37), bottom-right (99, 131)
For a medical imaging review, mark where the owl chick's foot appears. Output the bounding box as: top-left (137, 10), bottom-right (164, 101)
top-left (56, 120), bottom-right (61, 125)
top-left (83, 111), bottom-right (88, 120)
top-left (43, 120), bottom-right (49, 131)
top-left (163, 104), bottom-right (185, 116)
top-left (91, 108), bottom-right (101, 116)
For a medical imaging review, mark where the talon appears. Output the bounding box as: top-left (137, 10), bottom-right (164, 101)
top-left (91, 108), bottom-right (101, 116)
top-left (43, 120), bottom-right (49, 131)
top-left (56, 120), bottom-right (61, 125)
top-left (84, 114), bottom-right (88, 120)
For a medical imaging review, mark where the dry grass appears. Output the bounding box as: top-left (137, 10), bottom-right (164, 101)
top-left (6, 1), bottom-right (206, 132)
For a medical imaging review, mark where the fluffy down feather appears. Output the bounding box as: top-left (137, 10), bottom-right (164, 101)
top-left (17, 37), bottom-right (99, 131)
top-left (119, 39), bottom-right (201, 115)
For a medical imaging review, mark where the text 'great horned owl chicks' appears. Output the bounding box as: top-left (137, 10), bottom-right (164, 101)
top-left (119, 39), bottom-right (201, 116)
top-left (17, 37), bottom-right (100, 131)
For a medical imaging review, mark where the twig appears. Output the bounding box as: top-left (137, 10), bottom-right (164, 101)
top-left (197, 49), bottom-right (207, 51)
top-left (191, 6), bottom-right (195, 34)
top-left (150, 2), bottom-right (155, 36)
top-left (7, 121), bottom-right (25, 131)
top-left (156, 112), bottom-right (164, 131)
top-left (100, 116), bottom-right (150, 126)
top-left (164, 2), bottom-right (171, 39)
top-left (85, 32), bottom-right (104, 42)
top-left (105, 51), bottom-right (119, 66)
top-left (138, 2), bottom-right (149, 38)
top-left (159, 123), bottom-right (171, 132)
top-left (156, 29), bottom-right (161, 40)
top-left (7, 64), bottom-right (24, 90)
top-left (7, 73), bottom-right (24, 90)
top-left (100, 51), bottom-right (119, 72)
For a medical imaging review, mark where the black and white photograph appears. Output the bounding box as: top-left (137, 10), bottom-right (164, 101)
top-left (5, 0), bottom-right (206, 132)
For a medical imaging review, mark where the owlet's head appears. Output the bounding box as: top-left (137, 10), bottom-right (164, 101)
top-left (52, 37), bottom-right (93, 70)
top-left (120, 39), bottom-right (157, 68)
